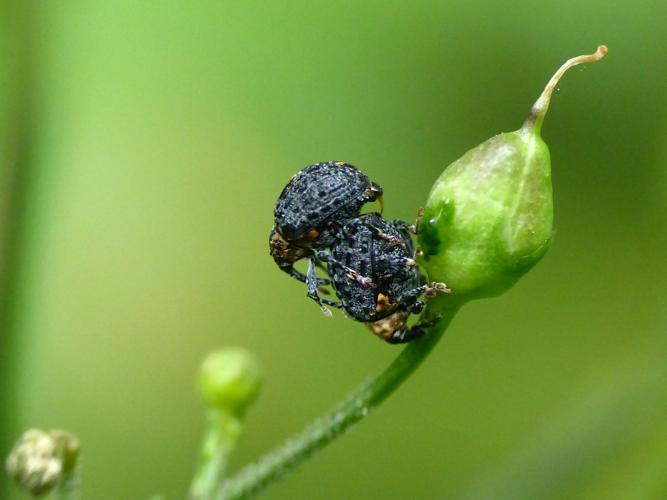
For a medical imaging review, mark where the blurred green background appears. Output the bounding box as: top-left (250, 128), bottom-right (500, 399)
top-left (1, 1), bottom-right (666, 499)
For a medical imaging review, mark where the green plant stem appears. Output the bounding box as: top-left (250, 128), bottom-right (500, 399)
top-left (190, 411), bottom-right (244, 499)
top-left (216, 298), bottom-right (462, 500)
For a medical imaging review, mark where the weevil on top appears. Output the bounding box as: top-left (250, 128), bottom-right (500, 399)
top-left (269, 162), bottom-right (383, 311)
top-left (270, 161), bottom-right (449, 343)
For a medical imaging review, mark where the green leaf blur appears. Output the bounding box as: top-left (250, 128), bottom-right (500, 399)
top-left (1, 1), bottom-right (666, 499)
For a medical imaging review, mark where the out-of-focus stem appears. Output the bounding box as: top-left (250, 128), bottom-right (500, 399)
top-left (190, 411), bottom-right (243, 500)
top-left (216, 298), bottom-right (462, 500)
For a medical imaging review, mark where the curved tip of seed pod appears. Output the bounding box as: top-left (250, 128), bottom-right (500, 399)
top-left (523, 44), bottom-right (609, 134)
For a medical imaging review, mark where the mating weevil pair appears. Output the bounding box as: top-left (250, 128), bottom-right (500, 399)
top-left (269, 162), bottom-right (449, 344)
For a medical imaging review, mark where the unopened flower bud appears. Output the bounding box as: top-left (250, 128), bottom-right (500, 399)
top-left (5, 429), bottom-right (79, 497)
top-left (419, 46), bottom-right (608, 300)
top-left (199, 348), bottom-right (262, 416)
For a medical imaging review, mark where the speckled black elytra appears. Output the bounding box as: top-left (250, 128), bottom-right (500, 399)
top-left (316, 213), bottom-right (449, 343)
top-left (269, 162), bottom-right (382, 312)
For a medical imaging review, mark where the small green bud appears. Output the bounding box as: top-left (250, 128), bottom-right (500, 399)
top-left (420, 46), bottom-right (608, 301)
top-left (199, 348), bottom-right (262, 416)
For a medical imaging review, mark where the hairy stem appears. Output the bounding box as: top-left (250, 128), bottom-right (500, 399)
top-left (216, 298), bottom-right (462, 500)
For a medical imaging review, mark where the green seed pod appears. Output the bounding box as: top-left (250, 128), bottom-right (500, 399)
top-left (199, 347), bottom-right (263, 416)
top-left (419, 46), bottom-right (608, 301)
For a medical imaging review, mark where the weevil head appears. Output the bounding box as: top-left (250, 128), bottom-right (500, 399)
top-left (269, 227), bottom-right (310, 265)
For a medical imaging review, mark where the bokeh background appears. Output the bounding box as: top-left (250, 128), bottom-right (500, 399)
top-left (1, 1), bottom-right (666, 499)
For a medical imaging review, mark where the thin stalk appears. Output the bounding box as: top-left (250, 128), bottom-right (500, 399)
top-left (190, 411), bottom-right (243, 499)
top-left (523, 45), bottom-right (608, 134)
top-left (216, 298), bottom-right (462, 500)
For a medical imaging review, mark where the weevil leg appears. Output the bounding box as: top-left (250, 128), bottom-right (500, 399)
top-left (315, 249), bottom-right (333, 264)
top-left (402, 257), bottom-right (417, 268)
top-left (389, 208), bottom-right (425, 235)
top-left (384, 326), bottom-right (425, 344)
top-left (319, 297), bottom-right (343, 308)
top-left (270, 228), bottom-right (329, 285)
top-left (385, 316), bottom-right (441, 344)
top-left (305, 257), bottom-right (320, 299)
top-left (276, 258), bottom-right (330, 286)
top-left (392, 282), bottom-right (450, 311)
top-left (369, 226), bottom-right (403, 245)
top-left (409, 300), bottom-right (426, 315)
top-left (316, 250), bottom-right (375, 288)
top-left (306, 257), bottom-right (333, 316)
top-left (389, 219), bottom-right (412, 234)
top-left (424, 281), bottom-right (451, 298)
top-left (346, 269), bottom-right (375, 287)
top-left (414, 208), bottom-right (425, 235)
top-left (313, 258), bottom-right (333, 293)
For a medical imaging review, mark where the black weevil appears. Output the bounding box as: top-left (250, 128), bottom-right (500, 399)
top-left (269, 162), bottom-right (383, 312)
top-left (316, 213), bottom-right (449, 343)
